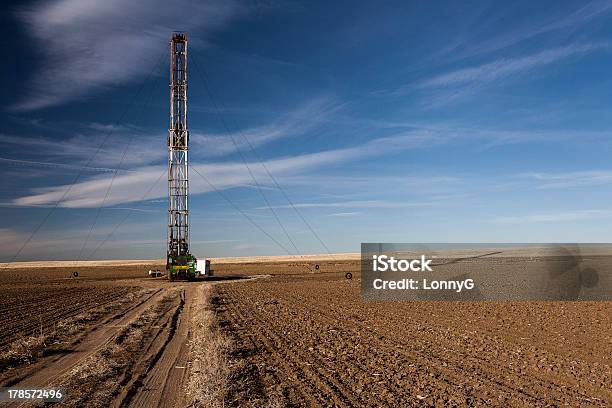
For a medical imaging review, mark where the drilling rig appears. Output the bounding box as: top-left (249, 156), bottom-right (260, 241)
top-left (166, 32), bottom-right (197, 281)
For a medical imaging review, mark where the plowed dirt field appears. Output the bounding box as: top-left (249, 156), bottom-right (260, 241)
top-left (213, 261), bottom-right (612, 407)
top-left (0, 256), bottom-right (610, 407)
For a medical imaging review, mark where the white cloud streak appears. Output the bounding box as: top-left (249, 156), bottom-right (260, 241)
top-left (258, 199), bottom-right (450, 210)
top-left (12, 120), bottom-right (612, 209)
top-left (190, 96), bottom-right (339, 157)
top-left (379, 42), bottom-right (609, 106)
top-left (420, 43), bottom-right (604, 90)
top-left (14, 0), bottom-right (246, 110)
top-left (0, 131), bottom-right (166, 168)
top-left (490, 210), bottom-right (612, 224)
top-left (519, 170), bottom-right (612, 189)
top-left (0, 157), bottom-right (124, 173)
top-left (11, 129), bottom-right (446, 208)
top-left (459, 1), bottom-right (612, 58)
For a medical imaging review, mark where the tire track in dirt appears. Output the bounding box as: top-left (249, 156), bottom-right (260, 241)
top-left (116, 288), bottom-right (189, 408)
top-left (1, 288), bottom-right (156, 385)
top-left (1, 288), bottom-right (167, 408)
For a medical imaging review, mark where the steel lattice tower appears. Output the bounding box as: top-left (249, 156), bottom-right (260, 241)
top-left (167, 32), bottom-right (190, 266)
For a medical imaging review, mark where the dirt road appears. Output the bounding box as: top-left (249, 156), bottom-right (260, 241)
top-left (118, 286), bottom-right (194, 408)
top-left (3, 289), bottom-right (162, 406)
top-left (0, 275), bottom-right (200, 408)
top-left (0, 262), bottom-right (259, 408)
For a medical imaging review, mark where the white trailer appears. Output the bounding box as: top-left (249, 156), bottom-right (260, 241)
top-left (195, 259), bottom-right (213, 277)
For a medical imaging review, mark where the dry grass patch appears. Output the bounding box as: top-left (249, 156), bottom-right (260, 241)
top-left (185, 285), bottom-right (232, 407)
top-left (0, 334), bottom-right (51, 369)
top-left (185, 285), bottom-right (282, 408)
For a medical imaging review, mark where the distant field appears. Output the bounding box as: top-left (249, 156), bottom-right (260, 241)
top-left (4, 245), bottom-right (611, 270)
top-left (0, 259), bottom-right (165, 269)
top-left (0, 252), bottom-right (360, 269)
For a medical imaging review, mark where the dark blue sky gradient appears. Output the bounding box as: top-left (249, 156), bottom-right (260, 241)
top-left (3, 0), bottom-right (612, 260)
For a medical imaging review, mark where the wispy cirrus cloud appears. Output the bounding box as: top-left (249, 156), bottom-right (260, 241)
top-left (12, 119), bottom-right (612, 209)
top-left (378, 42), bottom-right (608, 106)
top-left (454, 1), bottom-right (612, 59)
top-left (0, 129), bottom-right (165, 167)
top-left (10, 128), bottom-right (450, 208)
top-left (518, 170), bottom-right (612, 189)
top-left (257, 199), bottom-right (450, 210)
top-left (0, 157), bottom-right (126, 173)
top-left (421, 44), bottom-right (600, 88)
top-left (4, 96), bottom-right (339, 171)
top-left (190, 96), bottom-right (339, 157)
top-left (490, 209), bottom-right (612, 224)
top-left (13, 0), bottom-right (248, 111)
top-left (417, 43), bottom-right (606, 105)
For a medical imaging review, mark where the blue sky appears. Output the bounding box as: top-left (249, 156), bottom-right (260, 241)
top-left (3, 0), bottom-right (612, 261)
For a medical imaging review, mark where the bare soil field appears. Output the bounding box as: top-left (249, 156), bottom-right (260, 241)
top-left (213, 260), bottom-right (612, 407)
top-left (211, 258), bottom-right (360, 277)
top-left (0, 254), bottom-right (610, 407)
top-left (0, 264), bottom-right (164, 283)
top-left (0, 283), bottom-right (137, 350)
top-left (0, 263), bottom-right (165, 351)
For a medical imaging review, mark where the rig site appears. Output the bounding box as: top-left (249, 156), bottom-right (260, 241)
top-left (1, 2), bottom-right (611, 407)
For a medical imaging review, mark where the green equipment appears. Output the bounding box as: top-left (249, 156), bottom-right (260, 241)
top-left (167, 253), bottom-right (197, 281)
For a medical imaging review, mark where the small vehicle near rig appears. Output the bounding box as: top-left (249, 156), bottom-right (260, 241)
top-left (195, 259), bottom-right (213, 277)
top-left (203, 259), bottom-right (213, 277)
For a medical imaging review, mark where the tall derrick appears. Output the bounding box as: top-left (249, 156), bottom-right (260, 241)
top-left (167, 32), bottom-right (196, 280)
